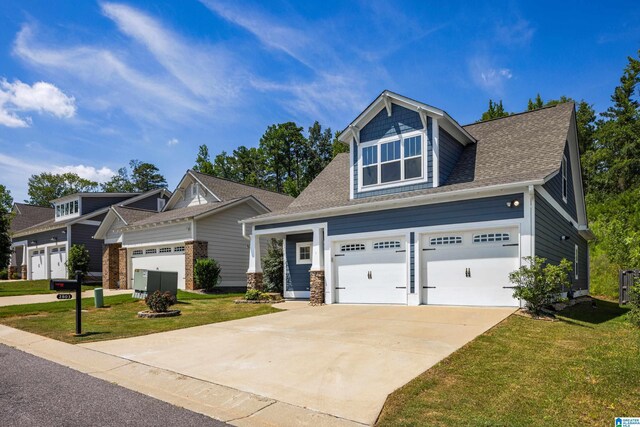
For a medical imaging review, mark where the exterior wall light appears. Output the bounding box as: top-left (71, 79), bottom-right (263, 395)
top-left (51, 237), bottom-right (58, 242)
top-left (506, 199), bottom-right (521, 208)
top-left (560, 235), bottom-right (570, 241)
top-left (29, 240), bottom-right (37, 245)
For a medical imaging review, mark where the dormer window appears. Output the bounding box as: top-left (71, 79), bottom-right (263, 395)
top-left (360, 132), bottom-right (424, 189)
top-left (55, 198), bottom-right (80, 220)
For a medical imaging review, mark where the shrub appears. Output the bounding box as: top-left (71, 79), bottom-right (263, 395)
top-left (509, 256), bottom-right (572, 315)
top-left (10, 272), bottom-right (19, 280)
top-left (629, 282), bottom-right (640, 327)
top-left (67, 244), bottom-right (90, 279)
top-left (0, 269), bottom-right (7, 280)
top-left (245, 289), bottom-right (262, 300)
top-left (263, 238), bottom-right (283, 293)
top-left (193, 258), bottom-right (221, 291)
top-left (145, 290), bottom-right (177, 313)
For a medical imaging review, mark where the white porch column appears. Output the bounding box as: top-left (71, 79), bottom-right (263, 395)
top-left (44, 246), bottom-right (51, 280)
top-left (9, 247), bottom-right (17, 267)
top-left (247, 232), bottom-right (262, 273)
top-left (311, 227), bottom-right (324, 271)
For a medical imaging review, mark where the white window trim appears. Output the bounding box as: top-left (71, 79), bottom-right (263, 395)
top-left (574, 244), bottom-right (579, 280)
top-left (357, 130), bottom-right (427, 192)
top-left (54, 198), bottom-right (82, 222)
top-left (562, 155), bottom-right (568, 204)
top-left (296, 242), bottom-right (312, 265)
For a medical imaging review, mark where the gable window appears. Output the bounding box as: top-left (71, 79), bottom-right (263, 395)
top-left (574, 244), bottom-right (579, 280)
top-left (361, 133), bottom-right (423, 188)
top-left (296, 242), bottom-right (312, 264)
top-left (562, 155), bottom-right (568, 203)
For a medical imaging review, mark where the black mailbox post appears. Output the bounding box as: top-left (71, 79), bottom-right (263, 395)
top-left (49, 272), bottom-right (83, 335)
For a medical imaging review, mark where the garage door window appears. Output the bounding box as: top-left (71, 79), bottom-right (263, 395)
top-left (132, 249), bottom-right (143, 256)
top-left (145, 249), bottom-right (157, 255)
top-left (159, 247), bottom-right (172, 253)
top-left (473, 233), bottom-right (510, 243)
top-left (174, 246), bottom-right (185, 253)
top-left (373, 241), bottom-right (401, 250)
top-left (430, 236), bottom-right (462, 246)
top-left (340, 243), bottom-right (366, 252)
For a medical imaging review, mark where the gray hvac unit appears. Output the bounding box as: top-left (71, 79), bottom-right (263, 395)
top-left (132, 269), bottom-right (178, 299)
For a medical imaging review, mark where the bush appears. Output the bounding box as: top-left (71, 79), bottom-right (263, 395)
top-left (193, 258), bottom-right (221, 291)
top-left (629, 282), bottom-right (640, 327)
top-left (10, 272), bottom-right (19, 280)
top-left (145, 290), bottom-right (177, 313)
top-left (509, 256), bottom-right (572, 315)
top-left (67, 244), bottom-right (90, 279)
top-left (263, 238), bottom-right (283, 293)
top-left (245, 289), bottom-right (262, 300)
top-left (589, 251), bottom-right (620, 298)
top-left (0, 269), bottom-right (7, 280)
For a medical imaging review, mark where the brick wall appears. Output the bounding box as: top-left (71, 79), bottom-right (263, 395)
top-left (102, 243), bottom-right (121, 289)
top-left (185, 240), bottom-right (208, 290)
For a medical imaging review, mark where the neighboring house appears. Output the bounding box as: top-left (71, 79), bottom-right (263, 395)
top-left (241, 91), bottom-right (594, 306)
top-left (9, 189), bottom-right (170, 280)
top-left (93, 170), bottom-right (293, 290)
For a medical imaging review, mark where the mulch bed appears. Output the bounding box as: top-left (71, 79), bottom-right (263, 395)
top-left (137, 310), bottom-right (181, 318)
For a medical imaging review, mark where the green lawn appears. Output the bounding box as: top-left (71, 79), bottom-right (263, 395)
top-left (0, 280), bottom-right (98, 297)
top-left (0, 290), bottom-right (281, 343)
top-left (377, 299), bottom-right (640, 427)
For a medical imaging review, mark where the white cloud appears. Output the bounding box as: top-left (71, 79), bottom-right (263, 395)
top-left (0, 78), bottom-right (76, 128)
top-left (167, 138), bottom-right (179, 146)
top-left (52, 165), bottom-right (115, 182)
top-left (469, 56), bottom-right (513, 94)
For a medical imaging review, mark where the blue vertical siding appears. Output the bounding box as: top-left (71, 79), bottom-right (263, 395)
top-left (439, 128), bottom-right (465, 184)
top-left (535, 192), bottom-right (588, 290)
top-left (542, 143), bottom-right (577, 221)
top-left (285, 233), bottom-right (312, 292)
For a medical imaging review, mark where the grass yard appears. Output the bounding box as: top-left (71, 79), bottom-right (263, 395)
top-left (0, 290), bottom-right (281, 343)
top-left (0, 280), bottom-right (98, 297)
top-left (377, 298), bottom-right (640, 427)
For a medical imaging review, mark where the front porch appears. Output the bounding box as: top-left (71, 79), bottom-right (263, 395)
top-left (8, 241), bottom-right (28, 280)
top-left (246, 224), bottom-right (328, 304)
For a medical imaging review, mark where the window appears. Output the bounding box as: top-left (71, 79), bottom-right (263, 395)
top-left (574, 244), bottom-right (579, 280)
top-left (159, 247), bottom-right (172, 253)
top-left (145, 248), bottom-right (157, 255)
top-left (562, 155), bottom-right (568, 203)
top-left (296, 242), bottom-right (312, 264)
top-left (59, 247), bottom-right (66, 253)
top-left (361, 134), bottom-right (423, 187)
top-left (430, 236), bottom-right (462, 245)
top-left (191, 183), bottom-right (199, 198)
top-left (132, 249), bottom-right (143, 256)
top-left (56, 205), bottom-right (60, 217)
top-left (373, 240), bottom-right (401, 250)
top-left (64, 203), bottom-right (69, 215)
top-left (157, 198), bottom-right (166, 212)
top-left (340, 243), bottom-right (366, 252)
top-left (473, 233), bottom-right (510, 243)
top-left (174, 246), bottom-right (185, 253)
top-left (74, 200), bottom-right (79, 214)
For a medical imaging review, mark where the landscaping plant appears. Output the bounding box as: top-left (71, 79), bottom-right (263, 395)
top-left (0, 269), bottom-right (7, 280)
top-left (145, 290), bottom-right (177, 313)
top-left (629, 281), bottom-right (640, 327)
top-left (67, 244), bottom-right (90, 278)
top-left (509, 256), bottom-right (572, 315)
top-left (193, 258), bottom-right (222, 291)
top-left (262, 238), bottom-right (283, 293)
top-left (245, 289), bottom-right (262, 300)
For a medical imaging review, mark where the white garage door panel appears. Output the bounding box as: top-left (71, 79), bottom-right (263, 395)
top-left (422, 228), bottom-right (519, 307)
top-left (131, 252), bottom-right (185, 290)
top-left (49, 247), bottom-right (67, 279)
top-left (30, 250), bottom-right (46, 280)
top-left (334, 237), bottom-right (407, 305)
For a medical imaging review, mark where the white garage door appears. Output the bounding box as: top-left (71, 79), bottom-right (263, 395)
top-left (334, 237), bottom-right (407, 304)
top-left (30, 249), bottom-right (46, 280)
top-left (130, 245), bottom-right (186, 289)
top-left (421, 227), bottom-right (520, 306)
top-left (49, 246), bottom-right (67, 279)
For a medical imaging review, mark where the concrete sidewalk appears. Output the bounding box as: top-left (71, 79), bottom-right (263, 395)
top-left (0, 324), bottom-right (362, 427)
top-left (0, 289), bottom-right (131, 307)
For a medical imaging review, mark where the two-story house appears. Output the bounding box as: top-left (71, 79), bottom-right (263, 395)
top-left (9, 189), bottom-right (170, 280)
top-left (94, 170), bottom-right (293, 290)
top-left (240, 91), bottom-right (594, 306)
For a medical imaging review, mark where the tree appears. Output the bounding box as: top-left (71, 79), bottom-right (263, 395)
top-left (101, 160), bottom-right (167, 192)
top-left (479, 100), bottom-right (510, 121)
top-left (193, 258), bottom-right (222, 291)
top-left (332, 130), bottom-right (350, 157)
top-left (259, 122), bottom-right (307, 195)
top-left (193, 145), bottom-right (215, 175)
top-left (262, 239), bottom-right (284, 293)
top-left (527, 93), bottom-right (544, 111)
top-left (67, 244), bottom-right (90, 278)
top-left (0, 184), bottom-right (13, 270)
top-left (27, 173), bottom-right (98, 206)
top-left (307, 121), bottom-right (333, 182)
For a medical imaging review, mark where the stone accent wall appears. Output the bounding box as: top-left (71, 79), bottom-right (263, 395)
top-left (246, 272), bottom-right (264, 291)
top-left (309, 270), bottom-right (325, 305)
top-left (21, 265), bottom-right (27, 280)
top-left (8, 265), bottom-right (16, 278)
top-left (118, 248), bottom-right (128, 289)
top-left (102, 243), bottom-right (121, 289)
top-left (185, 240), bottom-right (208, 290)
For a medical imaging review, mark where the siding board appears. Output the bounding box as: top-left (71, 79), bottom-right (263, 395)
top-left (439, 128), bottom-right (465, 184)
top-left (285, 233), bottom-right (313, 292)
top-left (71, 224), bottom-right (102, 272)
top-left (124, 223), bottom-right (191, 246)
top-left (542, 143), bottom-right (577, 221)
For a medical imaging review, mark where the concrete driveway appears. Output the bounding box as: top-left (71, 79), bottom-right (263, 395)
top-left (82, 303), bottom-right (515, 425)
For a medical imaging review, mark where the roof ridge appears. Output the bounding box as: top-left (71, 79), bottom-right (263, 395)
top-left (462, 101), bottom-right (574, 127)
top-left (189, 169), bottom-right (293, 198)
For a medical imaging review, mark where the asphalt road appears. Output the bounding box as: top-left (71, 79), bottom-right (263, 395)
top-left (0, 344), bottom-right (228, 426)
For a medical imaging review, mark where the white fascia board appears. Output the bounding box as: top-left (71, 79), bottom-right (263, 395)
top-left (243, 181), bottom-right (538, 226)
top-left (188, 170), bottom-right (222, 201)
top-left (164, 172), bottom-right (191, 210)
top-left (195, 197), bottom-right (268, 223)
top-left (121, 218), bottom-right (192, 232)
top-left (122, 239), bottom-right (188, 249)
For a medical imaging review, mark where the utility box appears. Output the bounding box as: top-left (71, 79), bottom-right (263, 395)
top-left (132, 269), bottom-right (178, 299)
top-left (619, 270), bottom-right (639, 305)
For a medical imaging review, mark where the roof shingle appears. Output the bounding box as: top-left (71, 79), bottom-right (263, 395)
top-left (10, 204), bottom-right (54, 233)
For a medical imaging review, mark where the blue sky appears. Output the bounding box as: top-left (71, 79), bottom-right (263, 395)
top-left (0, 1), bottom-right (638, 202)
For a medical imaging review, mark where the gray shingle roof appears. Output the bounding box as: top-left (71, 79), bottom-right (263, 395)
top-left (10, 204), bottom-right (54, 233)
top-left (246, 102), bottom-right (574, 222)
top-left (127, 199), bottom-right (244, 226)
top-left (113, 206), bottom-right (157, 224)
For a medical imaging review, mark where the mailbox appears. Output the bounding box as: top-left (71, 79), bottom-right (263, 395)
top-left (50, 279), bottom-right (80, 292)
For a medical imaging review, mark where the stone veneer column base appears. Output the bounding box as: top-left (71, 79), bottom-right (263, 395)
top-left (118, 248), bottom-right (128, 289)
top-left (309, 270), bottom-right (325, 306)
top-left (185, 241), bottom-right (208, 290)
top-left (21, 265), bottom-right (27, 280)
top-left (246, 272), bottom-right (264, 291)
top-left (102, 243), bottom-right (122, 289)
top-left (8, 265), bottom-right (16, 278)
